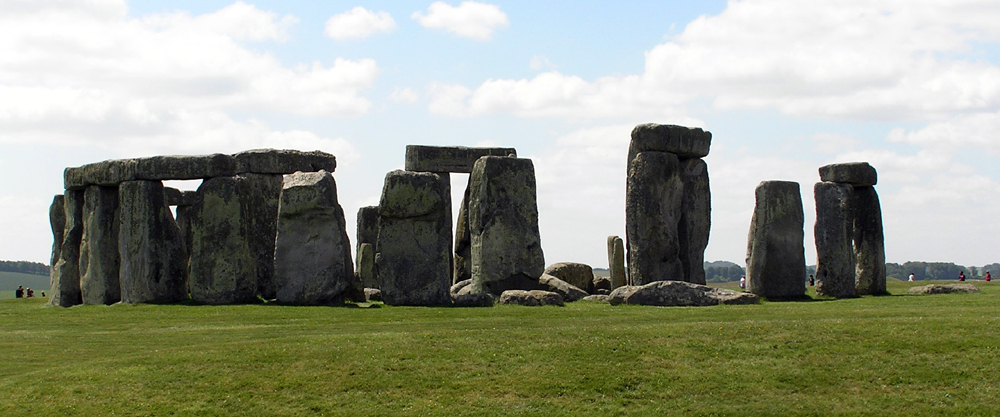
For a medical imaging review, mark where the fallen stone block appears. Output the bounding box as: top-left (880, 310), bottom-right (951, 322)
top-left (538, 273), bottom-right (588, 302)
top-left (498, 290), bottom-right (564, 306)
top-left (908, 284), bottom-right (979, 294)
top-left (608, 280), bottom-right (759, 306)
top-left (543, 262), bottom-right (594, 294)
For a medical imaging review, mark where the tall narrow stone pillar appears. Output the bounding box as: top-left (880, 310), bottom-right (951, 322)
top-left (679, 158), bottom-right (711, 285)
top-left (80, 185), bottom-right (121, 305)
top-left (853, 186), bottom-right (886, 295)
top-left (813, 182), bottom-right (856, 298)
top-left (626, 151), bottom-right (683, 285)
top-left (50, 191), bottom-right (85, 307)
top-left (356, 205), bottom-right (380, 289)
top-left (118, 180), bottom-right (188, 304)
top-left (48, 195), bottom-right (65, 290)
top-left (746, 181), bottom-right (806, 299)
top-left (607, 236), bottom-right (626, 289)
top-left (187, 176), bottom-right (257, 304)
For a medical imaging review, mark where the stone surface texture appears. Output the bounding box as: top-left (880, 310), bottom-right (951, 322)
top-left (626, 151), bottom-right (684, 285)
top-left (273, 171), bottom-right (354, 305)
top-left (627, 123), bottom-right (712, 163)
top-left (813, 182), bottom-right (857, 298)
top-left (237, 173), bottom-right (284, 300)
top-left (581, 294), bottom-right (611, 303)
top-left (356, 242), bottom-right (376, 289)
top-left (538, 273), bottom-right (589, 302)
top-left (234, 149), bottom-right (336, 174)
top-left (542, 262), bottom-right (595, 294)
top-left (678, 158), bottom-right (711, 285)
top-left (607, 236), bottom-right (626, 288)
top-left (118, 180), bottom-right (188, 304)
top-left (746, 181), bottom-right (807, 299)
top-left (469, 157), bottom-right (545, 295)
top-left (80, 185), bottom-right (121, 305)
top-left (405, 145), bottom-right (516, 173)
top-left (453, 178), bottom-right (473, 285)
top-left (818, 162), bottom-right (877, 186)
top-left (498, 290), bottom-right (564, 306)
top-left (609, 280), bottom-right (759, 306)
top-left (50, 190), bottom-right (84, 307)
top-left (908, 284), bottom-right (979, 294)
top-left (48, 195), bottom-right (65, 288)
top-left (376, 170), bottom-right (453, 306)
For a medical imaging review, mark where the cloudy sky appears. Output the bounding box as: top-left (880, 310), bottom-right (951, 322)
top-left (3, 0), bottom-right (1000, 270)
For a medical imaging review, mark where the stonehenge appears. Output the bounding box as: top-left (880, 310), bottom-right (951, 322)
top-left (745, 181), bottom-right (807, 299)
top-left (626, 124), bottom-right (712, 285)
top-left (814, 162), bottom-right (886, 297)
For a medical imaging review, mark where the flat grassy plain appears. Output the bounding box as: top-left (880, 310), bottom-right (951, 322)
top-left (0, 280), bottom-right (997, 416)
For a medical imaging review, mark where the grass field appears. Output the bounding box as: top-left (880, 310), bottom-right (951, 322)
top-left (0, 279), bottom-right (997, 416)
top-left (0, 271), bottom-right (49, 298)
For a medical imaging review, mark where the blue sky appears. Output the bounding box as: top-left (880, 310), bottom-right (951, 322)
top-left (3, 0), bottom-right (1000, 270)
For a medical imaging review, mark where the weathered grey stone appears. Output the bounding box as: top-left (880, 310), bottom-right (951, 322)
top-left (628, 123), bottom-right (712, 164)
top-left (50, 190), bottom-right (83, 307)
top-left (186, 176), bottom-right (258, 304)
top-left (134, 154), bottom-right (236, 181)
top-left (607, 236), bottom-right (626, 289)
top-left (542, 262), bottom-right (594, 294)
top-left (609, 280), bottom-right (759, 306)
top-left (595, 288), bottom-right (611, 295)
top-left (853, 186), bottom-right (886, 295)
top-left (118, 180), bottom-right (188, 304)
top-left (626, 151), bottom-right (684, 285)
top-left (376, 170), bottom-right (453, 306)
top-left (452, 291), bottom-right (495, 307)
top-left (746, 181), bottom-right (807, 299)
top-left (364, 288), bottom-right (382, 302)
top-left (908, 284), bottom-right (979, 294)
top-left (581, 294), bottom-right (611, 303)
top-left (48, 195), bottom-right (65, 285)
top-left (679, 158), bottom-right (711, 285)
top-left (469, 157), bottom-right (545, 295)
top-left (451, 279), bottom-right (472, 297)
top-left (234, 149), bottom-right (336, 175)
top-left (538, 273), bottom-right (588, 302)
top-left (813, 182), bottom-right (857, 298)
top-left (237, 173), bottom-right (283, 300)
top-left (818, 162), bottom-right (877, 186)
top-left (498, 290), bottom-right (563, 306)
top-left (79, 185), bottom-right (120, 305)
top-left (163, 188), bottom-right (200, 207)
top-left (405, 145), bottom-right (517, 173)
top-left (64, 159), bottom-right (138, 189)
top-left (593, 275), bottom-right (612, 292)
top-left (356, 243), bottom-right (376, 289)
top-left (273, 171), bottom-right (354, 305)
top-left (453, 177), bottom-right (473, 285)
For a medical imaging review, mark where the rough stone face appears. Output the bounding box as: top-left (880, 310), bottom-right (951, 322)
top-left (469, 157), bottom-right (545, 295)
top-left (452, 291), bottom-right (495, 307)
top-left (79, 185), bottom-right (121, 305)
top-left (237, 173), bottom-right (283, 300)
top-left (746, 181), bottom-right (807, 299)
top-left (64, 159), bottom-right (138, 189)
top-left (364, 288), bottom-right (382, 302)
top-left (538, 273), bottom-right (589, 302)
top-left (50, 190), bottom-right (84, 307)
top-left (626, 151), bottom-right (684, 285)
top-left (813, 182), bottom-right (857, 298)
top-left (498, 290), bottom-right (564, 306)
top-left (273, 171), bottom-right (354, 305)
top-left (163, 188), bottom-right (200, 207)
top-left (908, 284), bottom-right (979, 294)
top-left (607, 236), bottom-right (626, 289)
top-left (405, 145), bottom-right (517, 173)
top-left (628, 124), bottom-right (712, 164)
top-left (608, 281), bottom-right (759, 306)
top-left (234, 149), bottom-right (336, 175)
top-left (593, 275), bottom-right (612, 292)
top-left (118, 180), bottom-right (188, 304)
top-left (48, 195), bottom-right (65, 286)
top-left (453, 177), bottom-right (473, 284)
top-left (581, 294), bottom-right (611, 303)
top-left (355, 206), bottom-right (379, 289)
top-left (356, 243), bottom-right (376, 289)
top-left (853, 186), bottom-right (887, 295)
top-left (134, 154), bottom-right (236, 181)
top-left (679, 158), bottom-right (711, 285)
top-left (376, 170), bottom-right (453, 306)
top-left (819, 162), bottom-right (877, 186)
top-left (186, 176), bottom-right (258, 304)
top-left (542, 262), bottom-right (594, 293)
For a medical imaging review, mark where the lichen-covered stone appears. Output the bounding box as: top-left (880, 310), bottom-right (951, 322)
top-left (118, 180), bottom-right (188, 304)
top-left (626, 151), bottom-right (683, 285)
top-left (607, 236), bottom-right (626, 288)
top-left (498, 290), bottom-right (563, 306)
top-left (908, 284), bottom-right (979, 294)
top-left (405, 145), bottom-right (516, 173)
top-left (538, 273), bottom-right (588, 302)
top-left (50, 190), bottom-right (84, 307)
top-left (542, 262), bottom-right (594, 294)
top-left (233, 149), bottom-right (336, 175)
top-left (814, 182), bottom-right (856, 298)
top-left (273, 171), bottom-right (353, 305)
top-left (818, 162), bottom-right (877, 186)
top-left (469, 157), bottom-right (545, 295)
top-left (679, 158), bottom-right (711, 285)
top-left (48, 195), bottom-right (65, 288)
top-left (746, 181), bottom-right (807, 299)
top-left (237, 173), bottom-right (283, 300)
top-left (628, 123), bottom-right (712, 164)
top-left (357, 242), bottom-right (376, 289)
top-left (453, 177), bottom-right (473, 284)
top-left (356, 206), bottom-right (380, 289)
top-left (80, 185), bottom-right (121, 305)
top-left (853, 186), bottom-right (886, 295)
top-left (608, 280), bottom-right (759, 306)
top-left (163, 188), bottom-right (200, 206)
top-left (376, 170), bottom-right (453, 306)
top-left (134, 154), bottom-right (236, 181)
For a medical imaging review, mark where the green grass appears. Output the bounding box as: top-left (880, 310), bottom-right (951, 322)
top-left (0, 280), bottom-right (997, 416)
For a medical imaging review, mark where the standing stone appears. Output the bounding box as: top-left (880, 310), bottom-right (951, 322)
top-left (238, 173), bottom-right (283, 300)
top-left (679, 158), bottom-right (711, 285)
top-left (48, 195), bottom-right (65, 287)
top-left (607, 236), bottom-right (626, 289)
top-left (745, 181), bottom-right (806, 299)
top-left (453, 177), bottom-right (473, 285)
top-left (79, 185), bottom-right (121, 305)
top-left (626, 151), bottom-right (684, 285)
top-left (273, 171), bottom-right (353, 305)
top-left (469, 157), bottom-right (545, 295)
top-left (357, 243), bottom-right (376, 288)
top-left (187, 176), bottom-right (257, 304)
top-left (118, 180), bottom-right (188, 304)
top-left (853, 186), bottom-right (886, 295)
top-left (356, 205), bottom-right (380, 289)
top-left (376, 170), bottom-right (453, 306)
top-left (50, 190), bottom-right (84, 307)
top-left (813, 182), bottom-right (856, 298)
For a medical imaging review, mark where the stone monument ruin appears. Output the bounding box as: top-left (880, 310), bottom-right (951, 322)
top-left (745, 180), bottom-right (807, 299)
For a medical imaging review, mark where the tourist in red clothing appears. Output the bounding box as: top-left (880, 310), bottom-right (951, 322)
top-left (986, 271), bottom-right (992, 282)
top-left (959, 271), bottom-right (966, 282)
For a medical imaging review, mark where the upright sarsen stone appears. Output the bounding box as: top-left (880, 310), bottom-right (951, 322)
top-left (237, 173), bottom-right (283, 300)
top-left (273, 171), bottom-right (353, 305)
top-left (187, 176), bottom-right (257, 304)
top-left (853, 186), bottom-right (886, 295)
top-left (626, 151), bottom-right (683, 285)
top-left (607, 236), bottom-right (626, 289)
top-left (79, 185), bottom-right (120, 305)
top-left (48, 195), bottom-right (65, 288)
top-left (356, 205), bottom-right (380, 289)
top-left (469, 157), bottom-right (545, 294)
top-left (679, 158), bottom-right (711, 285)
top-left (813, 182), bottom-right (856, 298)
top-left (376, 170), bottom-right (453, 306)
top-left (453, 178), bottom-right (473, 285)
top-left (746, 181), bottom-right (806, 299)
top-left (50, 190), bottom-right (84, 307)
top-left (118, 180), bottom-right (188, 304)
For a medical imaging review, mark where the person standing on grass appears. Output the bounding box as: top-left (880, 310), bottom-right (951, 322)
top-left (14, 286), bottom-right (23, 298)
top-left (908, 273), bottom-right (915, 282)
top-left (808, 274), bottom-right (815, 286)
top-left (987, 271), bottom-right (992, 282)
top-left (739, 275), bottom-right (746, 289)
top-left (959, 271), bottom-right (966, 282)
top-left (26, 288), bottom-right (33, 298)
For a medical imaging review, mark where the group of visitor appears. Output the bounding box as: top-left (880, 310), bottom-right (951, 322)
top-left (14, 286), bottom-right (35, 298)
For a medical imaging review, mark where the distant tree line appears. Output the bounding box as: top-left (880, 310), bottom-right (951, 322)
top-left (0, 261), bottom-right (48, 276)
top-left (705, 261), bottom-right (745, 283)
top-left (884, 262), bottom-right (995, 280)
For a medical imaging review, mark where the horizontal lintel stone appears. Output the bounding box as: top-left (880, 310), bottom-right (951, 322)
top-left (628, 123), bottom-right (712, 163)
top-left (818, 162), bottom-right (877, 186)
top-left (405, 145), bottom-right (517, 173)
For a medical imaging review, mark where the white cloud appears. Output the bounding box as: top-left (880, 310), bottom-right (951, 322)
top-left (888, 111), bottom-right (1000, 154)
top-left (412, 1), bottom-right (508, 41)
top-left (324, 7), bottom-right (396, 41)
top-left (530, 55), bottom-right (557, 71)
top-left (389, 87), bottom-right (419, 103)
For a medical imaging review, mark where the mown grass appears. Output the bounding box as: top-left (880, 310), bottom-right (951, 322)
top-left (0, 279), bottom-right (997, 416)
